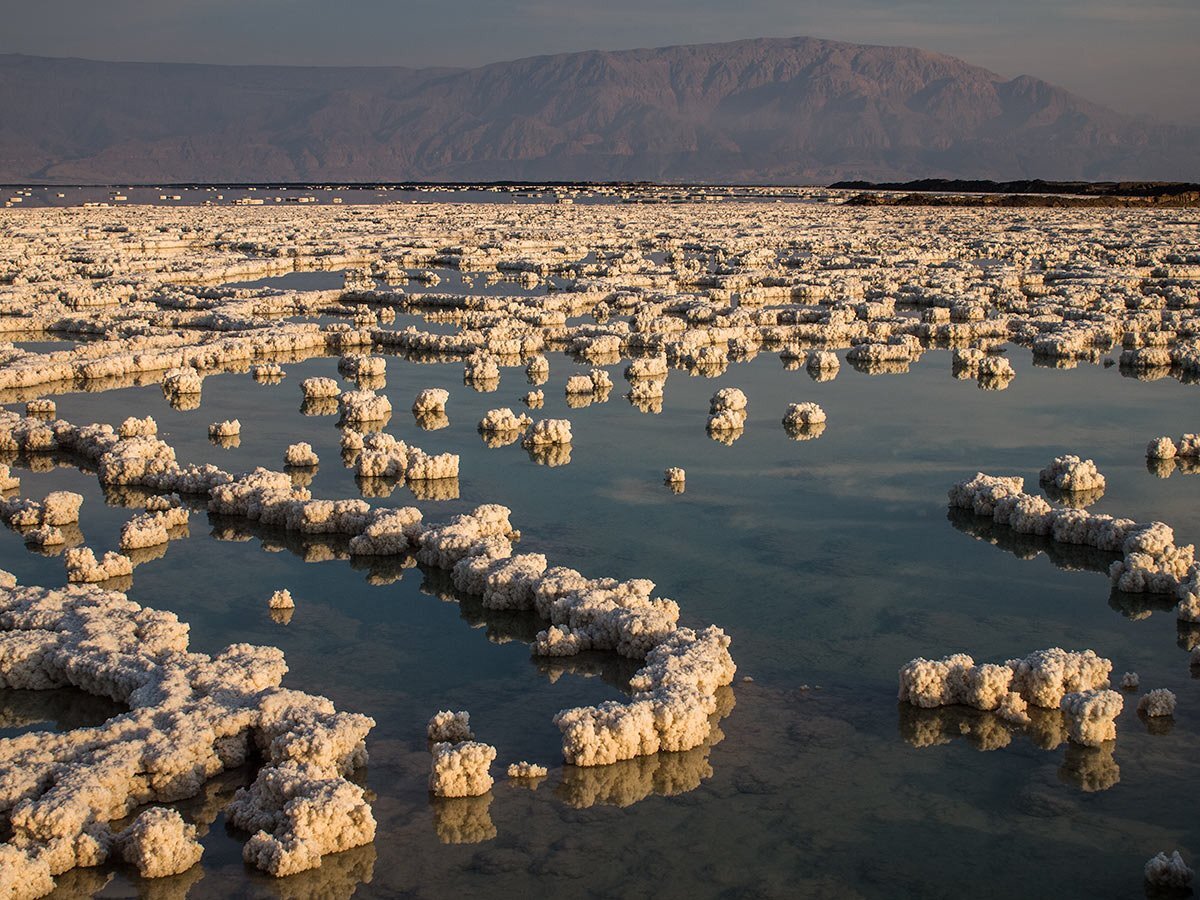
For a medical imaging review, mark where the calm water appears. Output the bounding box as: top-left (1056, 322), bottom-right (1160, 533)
top-left (3, 345), bottom-right (1197, 899)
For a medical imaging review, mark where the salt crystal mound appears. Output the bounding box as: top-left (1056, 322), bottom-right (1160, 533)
top-left (428, 741), bottom-right (496, 798)
top-left (0, 576), bottom-right (376, 893)
top-left (506, 761), bottom-right (548, 779)
top-left (948, 473), bottom-right (1199, 615)
top-left (1038, 454), bottom-right (1106, 493)
top-left (284, 442), bottom-right (319, 467)
top-left (427, 710), bottom-right (474, 743)
top-left (1137, 688), bottom-right (1177, 718)
top-left (1144, 851), bottom-right (1194, 890)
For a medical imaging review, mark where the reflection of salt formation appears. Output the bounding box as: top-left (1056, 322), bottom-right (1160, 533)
top-left (0, 686), bottom-right (126, 733)
top-left (1144, 851), bottom-right (1194, 891)
top-left (0, 577), bottom-right (376, 892)
top-left (949, 473), bottom-right (1198, 615)
top-left (299, 397), bottom-right (339, 417)
top-left (431, 795), bottom-right (496, 845)
top-left (1058, 743), bottom-right (1121, 792)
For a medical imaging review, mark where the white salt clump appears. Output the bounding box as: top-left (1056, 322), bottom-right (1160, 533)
top-left (664, 467), bottom-right (685, 484)
top-left (427, 710), bottom-right (474, 743)
top-left (339, 355), bottom-right (385, 378)
top-left (285, 442), bottom-right (319, 467)
top-left (782, 402), bottom-right (826, 429)
top-left (523, 419), bottom-right (572, 446)
top-left (64, 546), bottom-right (134, 582)
top-left (1060, 689), bottom-right (1123, 747)
top-left (899, 648), bottom-right (1112, 712)
top-left (523, 390), bottom-right (544, 408)
top-left (406, 450), bottom-right (460, 481)
top-left (506, 761), bottom-right (548, 779)
top-left (115, 807), bottom-right (203, 878)
top-left (119, 416), bottom-right (157, 438)
top-left (119, 504), bottom-right (189, 550)
top-left (412, 388), bottom-right (450, 415)
top-left (525, 355), bottom-right (549, 383)
top-left (1137, 688), bottom-right (1176, 718)
top-left (625, 356), bottom-right (667, 380)
top-left (565, 369), bottom-right (612, 395)
top-left (1145, 851), bottom-right (1194, 890)
top-left (208, 420), bottom-right (241, 438)
top-left (0, 465), bottom-right (18, 492)
top-left (24, 400), bottom-right (55, 418)
top-left (429, 741), bottom-right (496, 798)
top-left (268, 589), bottom-right (295, 610)
top-left (478, 408), bottom-right (532, 434)
top-left (1120, 671), bottom-right (1140, 690)
top-left (338, 390), bottom-right (391, 425)
top-left (1147, 436), bottom-right (1178, 460)
top-left (806, 350), bottom-right (839, 372)
top-left (251, 362), bottom-right (283, 379)
top-left (162, 367), bottom-right (202, 395)
top-left (1039, 455), bottom-right (1106, 493)
top-left (301, 377), bottom-right (341, 399)
top-left (464, 352), bottom-right (500, 383)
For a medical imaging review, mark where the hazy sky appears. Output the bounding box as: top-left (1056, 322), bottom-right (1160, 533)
top-left (4, 0), bottom-right (1198, 124)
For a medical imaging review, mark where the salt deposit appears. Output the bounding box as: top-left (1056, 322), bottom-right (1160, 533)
top-left (1137, 688), bottom-right (1177, 718)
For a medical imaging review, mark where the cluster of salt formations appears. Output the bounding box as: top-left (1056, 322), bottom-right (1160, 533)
top-left (0, 574), bottom-right (376, 893)
top-left (523, 418), bottom-right (572, 448)
top-left (478, 407), bottom-right (533, 446)
top-left (781, 401), bottom-right (827, 440)
top-left (949, 473), bottom-right (1198, 611)
top-left (898, 648), bottom-right (1116, 741)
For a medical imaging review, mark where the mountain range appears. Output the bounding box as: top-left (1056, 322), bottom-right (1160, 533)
top-left (1, 37), bottom-right (1195, 183)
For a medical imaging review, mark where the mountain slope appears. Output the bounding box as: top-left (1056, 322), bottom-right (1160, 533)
top-left (0, 37), bottom-right (1193, 183)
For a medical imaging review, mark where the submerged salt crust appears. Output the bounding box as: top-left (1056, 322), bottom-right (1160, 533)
top-left (0, 195), bottom-right (1197, 897)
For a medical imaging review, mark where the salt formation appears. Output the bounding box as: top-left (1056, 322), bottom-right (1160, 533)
top-left (64, 547), bottom-right (134, 583)
top-left (898, 649), bottom-right (1112, 730)
top-left (285, 442), bottom-right (319, 467)
top-left (301, 377), bottom-right (340, 399)
top-left (1145, 851), bottom-right (1194, 890)
top-left (429, 741), bottom-right (496, 798)
top-left (24, 399), bottom-right (55, 419)
top-left (1060, 689), bottom-right (1123, 747)
top-left (782, 402), bottom-right (826, 430)
top-left (1120, 671), bottom-right (1140, 690)
top-left (0, 577), bottom-right (376, 892)
top-left (1147, 437), bottom-right (1178, 460)
top-left (664, 467), bottom-right (685, 486)
top-left (523, 389), bottom-right (544, 408)
top-left (114, 807), bottom-right (203, 878)
top-left (268, 589), bottom-right (295, 609)
top-left (949, 473), bottom-right (1196, 601)
top-left (707, 388), bottom-right (747, 437)
top-left (119, 503), bottom-right (189, 551)
top-left (525, 355), bottom-right (549, 384)
top-left (427, 710), bottom-right (474, 743)
top-left (506, 761), bottom-right (548, 779)
top-left (339, 355), bottom-right (385, 379)
top-left (208, 419), bottom-right (241, 438)
top-left (251, 362), bottom-right (283, 380)
top-left (1137, 688), bottom-right (1177, 718)
top-left (339, 389), bottom-right (392, 425)
top-left (162, 367), bottom-right (202, 395)
top-left (523, 419), bottom-right (572, 447)
top-left (1039, 455), bottom-right (1106, 493)
top-left (478, 408), bottom-right (532, 435)
top-left (412, 388), bottom-right (449, 416)
top-left (565, 369), bottom-right (612, 395)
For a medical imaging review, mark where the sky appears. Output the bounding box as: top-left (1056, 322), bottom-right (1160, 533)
top-left (3, 0), bottom-right (1198, 124)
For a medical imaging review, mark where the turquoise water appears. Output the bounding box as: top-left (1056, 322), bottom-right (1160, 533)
top-left (3, 345), bottom-right (1197, 899)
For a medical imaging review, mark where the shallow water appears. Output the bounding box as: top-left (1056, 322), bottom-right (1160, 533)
top-left (3, 345), bottom-right (1198, 899)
